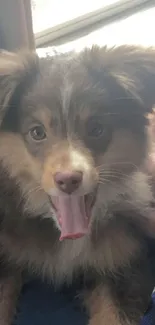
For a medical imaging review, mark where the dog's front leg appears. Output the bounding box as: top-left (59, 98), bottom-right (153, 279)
top-left (0, 272), bottom-right (22, 325)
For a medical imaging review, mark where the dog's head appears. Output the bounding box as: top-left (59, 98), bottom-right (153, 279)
top-left (0, 46), bottom-right (155, 240)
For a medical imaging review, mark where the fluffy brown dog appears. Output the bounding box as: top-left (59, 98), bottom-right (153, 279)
top-left (0, 46), bottom-right (155, 325)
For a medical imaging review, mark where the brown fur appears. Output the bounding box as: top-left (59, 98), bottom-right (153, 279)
top-left (0, 274), bottom-right (22, 325)
top-left (0, 46), bottom-right (155, 324)
top-left (85, 287), bottom-right (121, 325)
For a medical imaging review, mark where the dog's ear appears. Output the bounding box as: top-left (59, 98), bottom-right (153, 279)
top-left (82, 45), bottom-right (155, 113)
top-left (0, 50), bottom-right (39, 125)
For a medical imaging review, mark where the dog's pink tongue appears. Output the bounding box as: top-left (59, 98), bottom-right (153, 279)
top-left (55, 196), bottom-right (88, 241)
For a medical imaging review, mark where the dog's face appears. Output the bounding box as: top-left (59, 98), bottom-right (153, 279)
top-left (0, 46), bottom-right (155, 240)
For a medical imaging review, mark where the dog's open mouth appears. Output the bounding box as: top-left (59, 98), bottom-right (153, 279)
top-left (50, 194), bottom-right (95, 241)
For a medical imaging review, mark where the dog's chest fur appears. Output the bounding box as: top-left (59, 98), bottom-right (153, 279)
top-left (0, 218), bottom-right (141, 285)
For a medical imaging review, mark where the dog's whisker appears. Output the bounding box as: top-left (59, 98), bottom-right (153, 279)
top-left (99, 170), bottom-right (132, 179)
top-left (96, 162), bottom-right (138, 171)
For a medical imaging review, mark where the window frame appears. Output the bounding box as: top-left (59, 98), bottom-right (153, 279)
top-left (35, 0), bottom-right (155, 48)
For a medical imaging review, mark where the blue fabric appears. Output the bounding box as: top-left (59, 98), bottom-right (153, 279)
top-left (140, 292), bottom-right (155, 325)
top-left (13, 279), bottom-right (88, 325)
top-left (13, 279), bottom-right (155, 325)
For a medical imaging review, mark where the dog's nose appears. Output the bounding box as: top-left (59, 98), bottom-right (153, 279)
top-left (54, 171), bottom-right (83, 194)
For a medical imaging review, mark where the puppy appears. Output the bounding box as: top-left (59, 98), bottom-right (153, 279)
top-left (0, 46), bottom-right (155, 325)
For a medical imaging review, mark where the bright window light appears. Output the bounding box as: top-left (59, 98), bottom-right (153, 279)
top-left (37, 7), bottom-right (155, 57)
top-left (32, 0), bottom-right (119, 34)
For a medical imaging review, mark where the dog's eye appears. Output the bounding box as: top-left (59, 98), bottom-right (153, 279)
top-left (29, 126), bottom-right (47, 141)
top-left (86, 118), bottom-right (104, 138)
